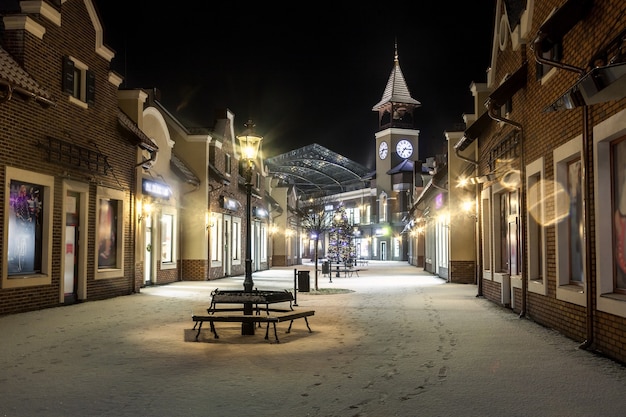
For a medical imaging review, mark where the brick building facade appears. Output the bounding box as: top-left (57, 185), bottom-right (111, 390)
top-left (0, 0), bottom-right (139, 314)
top-left (453, 0), bottom-right (626, 364)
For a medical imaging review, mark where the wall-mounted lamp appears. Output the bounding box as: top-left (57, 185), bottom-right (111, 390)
top-left (138, 202), bottom-right (153, 223)
top-left (206, 212), bottom-right (216, 230)
top-left (461, 200), bottom-right (477, 221)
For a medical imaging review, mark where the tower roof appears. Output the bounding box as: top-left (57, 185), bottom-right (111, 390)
top-left (372, 43), bottom-right (421, 111)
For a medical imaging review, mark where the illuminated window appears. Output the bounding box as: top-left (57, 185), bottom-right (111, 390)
top-left (526, 158), bottom-right (547, 295)
top-left (96, 187), bottom-right (125, 279)
top-left (161, 214), bottom-right (174, 264)
top-left (3, 167), bottom-right (54, 288)
top-left (594, 110), bottom-right (626, 319)
top-left (232, 219), bottom-right (241, 263)
top-left (211, 213), bottom-right (223, 263)
top-left (554, 137), bottom-right (585, 306)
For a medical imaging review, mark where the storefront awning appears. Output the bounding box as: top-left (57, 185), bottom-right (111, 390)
top-left (117, 110), bottom-right (158, 152)
top-left (485, 63), bottom-right (528, 109)
top-left (454, 112), bottom-right (493, 151)
top-left (170, 152), bottom-right (200, 186)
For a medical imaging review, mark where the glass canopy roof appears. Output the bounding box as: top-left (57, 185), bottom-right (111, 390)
top-left (265, 143), bottom-right (373, 199)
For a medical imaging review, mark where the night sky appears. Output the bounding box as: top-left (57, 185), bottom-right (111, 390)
top-left (95, 2), bottom-right (496, 169)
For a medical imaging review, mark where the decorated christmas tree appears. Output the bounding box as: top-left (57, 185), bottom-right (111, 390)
top-left (327, 204), bottom-right (355, 264)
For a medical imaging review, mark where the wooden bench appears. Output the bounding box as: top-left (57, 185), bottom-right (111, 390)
top-left (209, 289), bottom-right (295, 313)
top-left (192, 310), bottom-right (315, 343)
top-left (318, 266), bottom-right (366, 277)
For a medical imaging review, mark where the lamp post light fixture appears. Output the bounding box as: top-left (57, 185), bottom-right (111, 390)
top-left (236, 120), bottom-right (263, 335)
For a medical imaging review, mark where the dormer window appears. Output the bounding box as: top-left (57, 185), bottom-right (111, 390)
top-left (62, 56), bottom-right (95, 107)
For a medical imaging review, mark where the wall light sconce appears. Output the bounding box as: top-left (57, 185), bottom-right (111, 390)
top-left (206, 212), bottom-right (216, 230)
top-left (461, 200), bottom-right (477, 221)
top-left (139, 202), bottom-right (152, 223)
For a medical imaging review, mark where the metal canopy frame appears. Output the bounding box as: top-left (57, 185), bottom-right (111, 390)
top-left (265, 143), bottom-right (371, 199)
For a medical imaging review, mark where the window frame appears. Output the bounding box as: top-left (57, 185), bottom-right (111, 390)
top-left (553, 136), bottom-right (586, 306)
top-left (2, 167), bottom-right (54, 288)
top-left (95, 187), bottom-right (125, 280)
top-left (211, 212), bottom-right (223, 264)
top-left (481, 187), bottom-right (492, 279)
top-left (159, 207), bottom-right (177, 269)
top-left (594, 108), bottom-right (626, 317)
top-left (62, 55), bottom-right (95, 108)
top-left (232, 217), bottom-right (241, 265)
top-left (526, 157), bottom-right (547, 295)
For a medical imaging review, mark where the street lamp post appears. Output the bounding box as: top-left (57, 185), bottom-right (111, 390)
top-left (237, 120), bottom-right (263, 335)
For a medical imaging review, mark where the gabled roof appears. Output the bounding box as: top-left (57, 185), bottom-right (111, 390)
top-left (0, 46), bottom-right (54, 107)
top-left (265, 143), bottom-right (370, 199)
top-left (372, 44), bottom-right (421, 110)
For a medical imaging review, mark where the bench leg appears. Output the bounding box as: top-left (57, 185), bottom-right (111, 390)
top-left (265, 322), bottom-right (279, 342)
top-left (195, 322), bottom-right (203, 341)
top-left (272, 322), bottom-right (279, 343)
top-left (210, 322), bottom-right (219, 339)
top-left (287, 317), bottom-right (313, 334)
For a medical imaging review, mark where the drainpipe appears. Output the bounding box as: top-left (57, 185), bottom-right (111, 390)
top-left (485, 97), bottom-right (526, 318)
top-left (0, 80), bottom-right (56, 107)
top-left (455, 148), bottom-right (483, 297)
top-left (534, 35), bottom-right (594, 350)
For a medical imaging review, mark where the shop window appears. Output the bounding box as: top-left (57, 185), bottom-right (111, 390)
top-left (232, 218), bottom-right (241, 265)
top-left (211, 213), bottom-right (223, 264)
top-left (62, 55), bottom-right (95, 108)
top-left (526, 158), bottom-right (547, 295)
top-left (554, 137), bottom-right (586, 306)
top-left (160, 211), bottom-right (176, 268)
top-left (480, 189), bottom-right (492, 274)
top-left (261, 223), bottom-right (267, 262)
top-left (96, 187), bottom-right (125, 279)
top-left (594, 109), bottom-right (626, 318)
top-left (3, 167), bottom-right (54, 288)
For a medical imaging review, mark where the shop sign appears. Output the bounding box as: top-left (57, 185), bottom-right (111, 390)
top-left (142, 179), bottom-right (170, 200)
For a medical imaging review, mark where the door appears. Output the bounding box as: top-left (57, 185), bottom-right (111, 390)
top-left (380, 241), bottom-right (387, 261)
top-left (64, 191), bottom-right (79, 303)
top-left (144, 214), bottom-right (153, 285)
top-left (224, 215), bottom-right (232, 276)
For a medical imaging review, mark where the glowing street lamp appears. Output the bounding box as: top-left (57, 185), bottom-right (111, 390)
top-left (236, 120), bottom-right (263, 335)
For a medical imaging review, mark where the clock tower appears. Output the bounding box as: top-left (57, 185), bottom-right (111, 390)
top-left (372, 43), bottom-right (421, 195)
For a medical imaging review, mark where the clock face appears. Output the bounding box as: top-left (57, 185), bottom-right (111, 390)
top-left (396, 139), bottom-right (413, 159)
top-left (378, 141), bottom-right (388, 159)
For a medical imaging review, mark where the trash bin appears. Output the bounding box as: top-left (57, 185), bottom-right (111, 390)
top-left (297, 270), bottom-right (310, 292)
top-left (322, 261), bottom-right (330, 275)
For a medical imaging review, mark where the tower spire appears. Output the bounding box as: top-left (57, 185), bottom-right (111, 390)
top-left (394, 38), bottom-right (399, 65)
